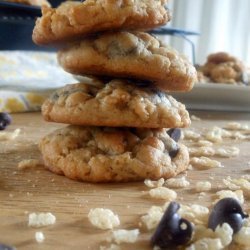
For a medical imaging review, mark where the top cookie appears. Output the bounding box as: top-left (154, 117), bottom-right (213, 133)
top-left (32, 0), bottom-right (171, 45)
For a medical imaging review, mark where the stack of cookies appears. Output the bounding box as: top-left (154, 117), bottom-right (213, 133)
top-left (33, 0), bottom-right (197, 182)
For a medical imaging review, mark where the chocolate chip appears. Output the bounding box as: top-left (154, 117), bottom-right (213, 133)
top-left (208, 197), bottom-right (249, 233)
top-left (0, 112), bottom-right (12, 130)
top-left (167, 128), bottom-right (181, 142)
top-left (151, 202), bottom-right (193, 249)
top-left (169, 145), bottom-right (179, 158)
top-left (0, 243), bottom-right (16, 250)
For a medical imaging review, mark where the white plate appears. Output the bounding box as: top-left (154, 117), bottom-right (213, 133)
top-left (172, 83), bottom-right (250, 112)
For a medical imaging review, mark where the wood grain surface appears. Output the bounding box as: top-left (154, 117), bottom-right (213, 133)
top-left (0, 111), bottom-right (250, 250)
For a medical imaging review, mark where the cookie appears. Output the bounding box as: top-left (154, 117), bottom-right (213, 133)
top-left (42, 79), bottom-right (190, 128)
top-left (32, 0), bottom-right (171, 45)
top-left (57, 31), bottom-right (196, 92)
top-left (39, 125), bottom-right (189, 182)
top-left (200, 52), bottom-right (246, 84)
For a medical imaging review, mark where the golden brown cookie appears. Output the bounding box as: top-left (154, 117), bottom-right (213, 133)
top-left (39, 125), bottom-right (189, 182)
top-left (42, 79), bottom-right (191, 128)
top-left (200, 52), bottom-right (246, 84)
top-left (32, 0), bottom-right (171, 45)
top-left (57, 32), bottom-right (196, 92)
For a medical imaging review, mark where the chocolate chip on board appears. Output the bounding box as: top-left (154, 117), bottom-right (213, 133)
top-left (151, 202), bottom-right (193, 249)
top-left (0, 112), bottom-right (12, 130)
top-left (208, 197), bottom-right (249, 233)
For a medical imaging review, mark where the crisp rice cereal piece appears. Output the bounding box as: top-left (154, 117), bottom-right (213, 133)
top-left (183, 130), bottom-right (201, 140)
top-left (195, 181), bottom-right (212, 192)
top-left (0, 128), bottom-right (20, 141)
top-left (223, 177), bottom-right (250, 198)
top-left (191, 115), bottom-right (201, 121)
top-left (215, 190), bottom-right (244, 204)
top-left (17, 159), bottom-right (41, 170)
top-left (144, 178), bottom-right (165, 188)
top-left (178, 204), bottom-right (209, 225)
top-left (88, 208), bottom-right (120, 230)
top-left (149, 187), bottom-right (177, 200)
top-left (205, 126), bottom-right (231, 142)
top-left (28, 212), bottom-right (56, 227)
top-left (234, 227), bottom-right (250, 247)
top-left (190, 157), bottom-right (223, 170)
top-left (215, 223), bottom-right (233, 247)
top-left (100, 244), bottom-right (121, 250)
top-left (230, 131), bottom-right (246, 140)
top-left (140, 206), bottom-right (163, 230)
top-left (111, 229), bottom-right (139, 244)
top-left (196, 140), bottom-right (213, 147)
top-left (215, 147), bottom-right (240, 157)
top-left (186, 238), bottom-right (223, 250)
top-left (192, 225), bottom-right (214, 241)
top-left (35, 231), bottom-right (45, 243)
top-left (165, 176), bottom-right (190, 188)
top-left (225, 122), bottom-right (249, 131)
top-left (189, 147), bottom-right (215, 157)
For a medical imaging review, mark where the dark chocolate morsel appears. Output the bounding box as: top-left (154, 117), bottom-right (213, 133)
top-left (0, 112), bottom-right (12, 130)
top-left (167, 128), bottom-right (181, 142)
top-left (169, 146), bottom-right (179, 158)
top-left (0, 243), bottom-right (16, 250)
top-left (208, 197), bottom-right (249, 233)
top-left (151, 202), bottom-right (193, 249)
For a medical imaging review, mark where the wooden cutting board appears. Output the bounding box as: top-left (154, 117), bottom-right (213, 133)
top-left (0, 111), bottom-right (250, 250)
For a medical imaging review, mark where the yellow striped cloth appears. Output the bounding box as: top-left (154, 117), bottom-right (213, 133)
top-left (0, 51), bottom-right (75, 113)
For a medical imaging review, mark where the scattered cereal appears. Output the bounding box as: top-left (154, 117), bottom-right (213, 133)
top-left (183, 130), bottom-right (201, 141)
top-left (0, 128), bottom-right (20, 141)
top-left (165, 176), bottom-right (190, 188)
top-left (196, 140), bottom-right (213, 147)
top-left (35, 231), bottom-right (45, 243)
top-left (141, 206), bottom-right (163, 230)
top-left (191, 115), bottom-right (201, 121)
top-left (205, 126), bottom-right (231, 142)
top-left (225, 122), bottom-right (249, 131)
top-left (111, 229), bottom-right (139, 244)
top-left (144, 178), bottom-right (164, 188)
top-left (189, 147), bottom-right (215, 157)
top-left (149, 187), bottom-right (177, 200)
top-left (100, 244), bottom-right (121, 250)
top-left (190, 157), bottom-right (223, 170)
top-left (234, 226), bottom-right (250, 247)
top-left (186, 238), bottom-right (223, 250)
top-left (17, 159), bottom-right (41, 170)
top-left (195, 181), bottom-right (212, 192)
top-left (215, 190), bottom-right (244, 205)
top-left (215, 147), bottom-right (240, 157)
top-left (28, 212), bottom-right (56, 227)
top-left (88, 208), bottom-right (120, 230)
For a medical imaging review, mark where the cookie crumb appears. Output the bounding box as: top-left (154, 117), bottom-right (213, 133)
top-left (0, 128), bottom-right (20, 141)
top-left (144, 178), bottom-right (164, 188)
top-left (88, 208), bottom-right (120, 230)
top-left (195, 181), bottom-right (212, 192)
top-left (149, 187), bottom-right (177, 200)
top-left (35, 231), bottom-right (45, 243)
top-left (191, 115), bottom-right (201, 121)
top-left (17, 159), bottom-right (41, 170)
top-left (165, 176), bottom-right (190, 188)
top-left (28, 212), bottom-right (56, 227)
top-left (111, 229), bottom-right (139, 244)
top-left (190, 157), bottom-right (223, 169)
